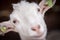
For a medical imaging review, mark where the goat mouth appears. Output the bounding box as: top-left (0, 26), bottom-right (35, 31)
top-left (31, 31), bottom-right (45, 38)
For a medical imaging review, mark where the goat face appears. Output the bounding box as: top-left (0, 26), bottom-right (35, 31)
top-left (10, 1), bottom-right (47, 39)
top-left (10, 0), bottom-right (56, 39)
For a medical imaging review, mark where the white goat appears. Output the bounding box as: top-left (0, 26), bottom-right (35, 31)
top-left (0, 0), bottom-right (56, 40)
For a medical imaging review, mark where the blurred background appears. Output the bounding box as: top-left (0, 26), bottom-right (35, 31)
top-left (0, 0), bottom-right (60, 40)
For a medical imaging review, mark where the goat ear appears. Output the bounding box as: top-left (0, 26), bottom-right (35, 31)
top-left (39, 0), bottom-right (56, 16)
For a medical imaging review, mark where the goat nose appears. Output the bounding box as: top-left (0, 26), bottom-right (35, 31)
top-left (31, 25), bottom-right (40, 32)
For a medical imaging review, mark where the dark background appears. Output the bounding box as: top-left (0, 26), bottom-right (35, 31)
top-left (0, 0), bottom-right (60, 40)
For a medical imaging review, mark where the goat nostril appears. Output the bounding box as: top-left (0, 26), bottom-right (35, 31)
top-left (32, 28), bottom-right (36, 31)
top-left (31, 25), bottom-right (40, 31)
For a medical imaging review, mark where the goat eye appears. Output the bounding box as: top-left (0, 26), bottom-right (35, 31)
top-left (38, 8), bottom-right (40, 12)
top-left (13, 19), bottom-right (19, 24)
top-left (13, 20), bottom-right (17, 24)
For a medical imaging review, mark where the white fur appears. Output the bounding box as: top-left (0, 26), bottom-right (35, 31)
top-left (10, 1), bottom-right (47, 40)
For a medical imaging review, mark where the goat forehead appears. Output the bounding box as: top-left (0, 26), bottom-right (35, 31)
top-left (10, 1), bottom-right (40, 19)
top-left (17, 6), bottom-right (39, 16)
top-left (13, 1), bottom-right (39, 13)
